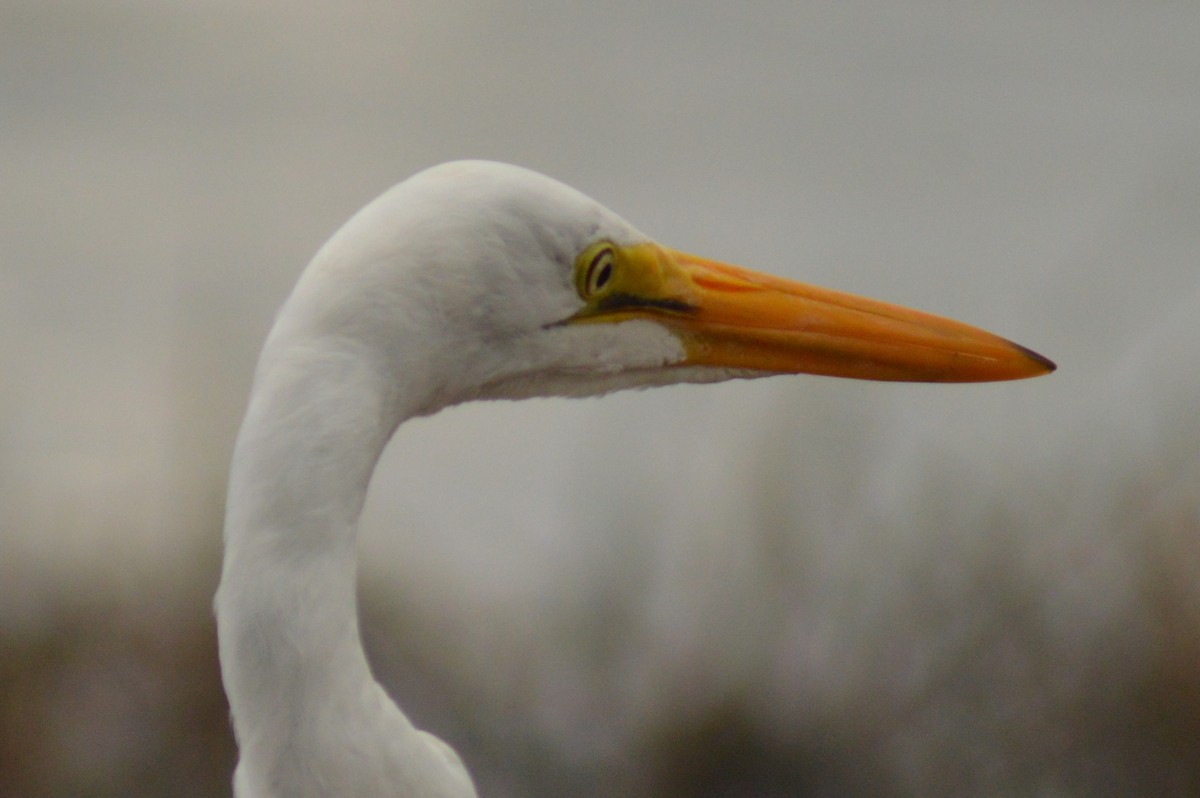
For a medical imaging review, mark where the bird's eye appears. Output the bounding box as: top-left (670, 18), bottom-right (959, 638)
top-left (579, 245), bottom-right (616, 299)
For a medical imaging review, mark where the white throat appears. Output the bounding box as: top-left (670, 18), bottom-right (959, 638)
top-left (215, 332), bottom-right (476, 797)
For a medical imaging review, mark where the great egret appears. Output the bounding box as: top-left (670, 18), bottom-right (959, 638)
top-left (215, 160), bottom-right (1053, 797)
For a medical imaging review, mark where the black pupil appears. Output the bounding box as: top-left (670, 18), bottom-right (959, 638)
top-left (592, 256), bottom-right (612, 290)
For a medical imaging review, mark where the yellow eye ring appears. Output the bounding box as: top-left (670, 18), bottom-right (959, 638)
top-left (577, 243), bottom-right (616, 299)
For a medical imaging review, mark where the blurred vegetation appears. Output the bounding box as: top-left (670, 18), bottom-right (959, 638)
top-left (0, 596), bottom-right (235, 798)
top-left (1, 479), bottom-right (1198, 797)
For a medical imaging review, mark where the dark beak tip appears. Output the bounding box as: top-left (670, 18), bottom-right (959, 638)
top-left (1013, 342), bottom-right (1056, 375)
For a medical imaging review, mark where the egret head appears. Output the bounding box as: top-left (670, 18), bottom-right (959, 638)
top-left (274, 160), bottom-right (1053, 413)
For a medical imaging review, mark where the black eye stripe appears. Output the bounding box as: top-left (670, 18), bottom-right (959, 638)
top-left (593, 293), bottom-right (695, 315)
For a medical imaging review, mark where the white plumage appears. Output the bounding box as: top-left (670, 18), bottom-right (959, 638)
top-left (215, 161), bottom-right (1051, 797)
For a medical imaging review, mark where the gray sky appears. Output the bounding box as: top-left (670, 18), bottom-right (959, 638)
top-left (5, 0), bottom-right (1196, 594)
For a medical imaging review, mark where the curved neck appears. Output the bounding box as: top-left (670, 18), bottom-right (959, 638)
top-left (215, 339), bottom-right (426, 794)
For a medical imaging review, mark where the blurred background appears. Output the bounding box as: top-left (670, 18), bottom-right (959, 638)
top-left (2, 1), bottom-right (1199, 796)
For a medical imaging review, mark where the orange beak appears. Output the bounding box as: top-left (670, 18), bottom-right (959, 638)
top-left (574, 243), bottom-right (1054, 383)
